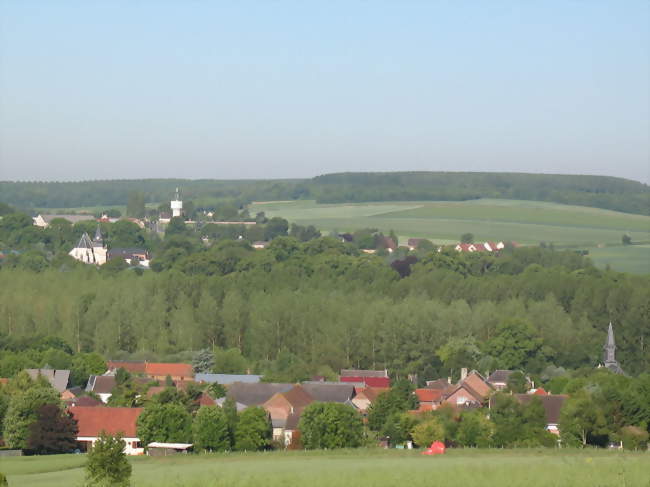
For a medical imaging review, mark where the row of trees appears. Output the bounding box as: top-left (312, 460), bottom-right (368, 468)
top-left (3, 172), bottom-right (648, 215)
top-left (1, 239), bottom-right (648, 378)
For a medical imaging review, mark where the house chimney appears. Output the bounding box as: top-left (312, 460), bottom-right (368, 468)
top-left (447, 377), bottom-right (452, 384)
top-left (461, 368), bottom-right (468, 381)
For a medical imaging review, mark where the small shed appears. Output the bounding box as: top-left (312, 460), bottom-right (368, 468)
top-left (146, 442), bottom-right (193, 456)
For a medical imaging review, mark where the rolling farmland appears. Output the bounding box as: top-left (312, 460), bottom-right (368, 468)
top-left (249, 199), bottom-right (650, 273)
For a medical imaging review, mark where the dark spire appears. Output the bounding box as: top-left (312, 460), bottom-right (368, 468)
top-left (602, 322), bottom-right (624, 375)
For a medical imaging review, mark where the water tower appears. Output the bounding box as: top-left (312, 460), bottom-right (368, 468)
top-left (171, 187), bottom-right (183, 218)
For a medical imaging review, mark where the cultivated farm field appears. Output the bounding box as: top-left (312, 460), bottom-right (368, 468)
top-left (249, 199), bottom-right (650, 273)
top-left (1, 449), bottom-right (648, 487)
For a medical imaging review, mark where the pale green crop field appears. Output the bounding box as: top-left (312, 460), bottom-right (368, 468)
top-left (587, 244), bottom-right (650, 274)
top-left (1, 449), bottom-right (648, 487)
top-left (249, 199), bottom-right (650, 273)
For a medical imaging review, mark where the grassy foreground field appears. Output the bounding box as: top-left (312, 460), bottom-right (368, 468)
top-left (250, 199), bottom-right (650, 273)
top-left (1, 448), bottom-right (648, 487)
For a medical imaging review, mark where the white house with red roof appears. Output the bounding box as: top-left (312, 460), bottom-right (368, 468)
top-left (69, 406), bottom-right (144, 455)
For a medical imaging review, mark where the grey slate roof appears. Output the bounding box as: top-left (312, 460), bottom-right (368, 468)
top-left (26, 369), bottom-right (70, 392)
top-left (514, 394), bottom-right (568, 425)
top-left (301, 383), bottom-right (355, 403)
top-left (487, 370), bottom-right (514, 384)
top-left (215, 397), bottom-right (248, 411)
top-left (85, 375), bottom-right (117, 394)
top-left (74, 232), bottom-right (95, 250)
top-left (226, 382), bottom-right (293, 406)
top-left (195, 373), bottom-right (262, 385)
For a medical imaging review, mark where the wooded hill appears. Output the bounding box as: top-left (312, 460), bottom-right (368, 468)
top-left (2, 172), bottom-right (648, 216)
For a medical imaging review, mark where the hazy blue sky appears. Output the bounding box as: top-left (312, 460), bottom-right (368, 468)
top-left (1, 1), bottom-right (648, 182)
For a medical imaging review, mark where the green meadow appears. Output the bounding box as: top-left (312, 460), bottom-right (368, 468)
top-left (250, 199), bottom-right (650, 273)
top-left (1, 449), bottom-right (648, 487)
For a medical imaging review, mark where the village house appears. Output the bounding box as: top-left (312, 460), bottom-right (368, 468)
top-left (264, 385), bottom-right (313, 446)
top-left (26, 368), bottom-right (70, 393)
top-left (85, 375), bottom-right (117, 403)
top-left (107, 360), bottom-right (147, 374)
top-left (69, 406), bottom-right (144, 455)
top-left (263, 383), bottom-right (358, 447)
top-left (65, 395), bottom-right (103, 408)
top-left (340, 369), bottom-right (390, 388)
top-left (105, 361), bottom-right (194, 382)
top-left (225, 382), bottom-right (294, 407)
top-left (144, 362), bottom-right (194, 382)
top-left (513, 394), bottom-right (568, 436)
top-left (414, 388), bottom-right (444, 412)
top-left (351, 386), bottom-right (389, 413)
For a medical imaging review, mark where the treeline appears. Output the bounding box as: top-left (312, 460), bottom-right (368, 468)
top-left (2, 171), bottom-right (648, 216)
top-left (1, 237), bottom-right (649, 380)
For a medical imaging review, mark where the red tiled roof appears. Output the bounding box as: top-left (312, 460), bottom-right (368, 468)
top-left (70, 407), bottom-right (143, 438)
top-left (533, 388), bottom-right (548, 395)
top-left (145, 363), bottom-right (193, 378)
top-left (341, 376), bottom-right (390, 388)
top-left (197, 393), bottom-right (215, 406)
top-left (355, 386), bottom-right (389, 403)
top-left (415, 388), bottom-right (443, 403)
top-left (107, 361), bottom-right (146, 374)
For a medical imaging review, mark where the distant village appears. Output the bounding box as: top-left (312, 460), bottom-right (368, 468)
top-left (31, 189), bottom-right (520, 270)
top-left (0, 323), bottom-right (625, 455)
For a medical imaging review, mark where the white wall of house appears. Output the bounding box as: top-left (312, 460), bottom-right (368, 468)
top-left (78, 436), bottom-right (143, 455)
top-left (97, 393), bottom-right (112, 403)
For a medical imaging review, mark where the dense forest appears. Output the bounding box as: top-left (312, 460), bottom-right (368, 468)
top-left (1, 204), bottom-right (649, 383)
top-left (2, 171), bottom-right (648, 216)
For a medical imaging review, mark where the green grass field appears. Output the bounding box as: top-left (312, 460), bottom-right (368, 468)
top-left (1, 449), bottom-right (648, 487)
top-left (249, 199), bottom-right (650, 273)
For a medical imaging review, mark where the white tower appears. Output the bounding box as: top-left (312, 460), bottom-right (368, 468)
top-left (171, 187), bottom-right (183, 218)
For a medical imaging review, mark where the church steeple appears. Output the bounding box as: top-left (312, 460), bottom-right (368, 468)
top-left (602, 322), bottom-right (624, 375)
top-left (93, 224), bottom-right (103, 245)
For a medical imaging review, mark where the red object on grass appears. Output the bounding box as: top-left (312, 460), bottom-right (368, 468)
top-left (422, 441), bottom-right (446, 455)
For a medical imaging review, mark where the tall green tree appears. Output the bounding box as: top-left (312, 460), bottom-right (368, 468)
top-left (136, 403), bottom-right (192, 446)
top-left (192, 406), bottom-right (230, 452)
top-left (84, 432), bottom-right (131, 487)
top-left (3, 383), bottom-right (60, 449)
top-left (299, 403), bottom-right (364, 450)
top-left (234, 407), bottom-right (271, 451)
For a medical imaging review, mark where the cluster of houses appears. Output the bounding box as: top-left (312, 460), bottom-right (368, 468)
top-left (1, 326), bottom-right (624, 454)
top-left (19, 362), bottom-right (567, 455)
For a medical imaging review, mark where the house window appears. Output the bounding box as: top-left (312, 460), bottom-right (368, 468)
top-left (456, 396), bottom-right (467, 405)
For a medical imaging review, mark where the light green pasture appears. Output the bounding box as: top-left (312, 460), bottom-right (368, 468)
top-left (1, 448), bottom-right (648, 487)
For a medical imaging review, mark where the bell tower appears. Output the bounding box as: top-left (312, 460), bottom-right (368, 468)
top-left (171, 187), bottom-right (183, 218)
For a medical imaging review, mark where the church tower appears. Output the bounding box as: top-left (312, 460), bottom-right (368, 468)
top-left (171, 187), bottom-right (183, 218)
top-left (602, 322), bottom-right (624, 375)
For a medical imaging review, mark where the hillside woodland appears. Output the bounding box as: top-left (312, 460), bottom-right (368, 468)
top-left (2, 172), bottom-right (649, 215)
